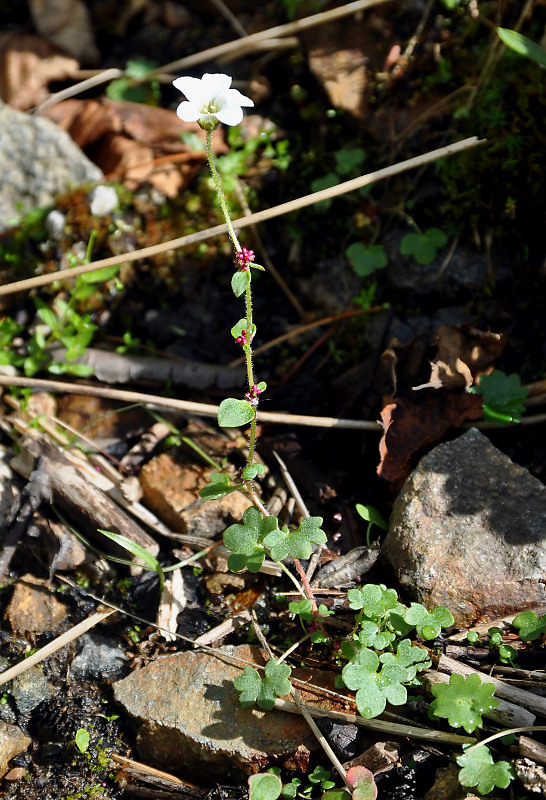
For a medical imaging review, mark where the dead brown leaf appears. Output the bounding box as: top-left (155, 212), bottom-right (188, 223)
top-left (415, 324), bottom-right (506, 391)
top-left (377, 390), bottom-right (483, 484)
top-left (0, 32), bottom-right (78, 110)
top-left (41, 98), bottom-right (228, 195)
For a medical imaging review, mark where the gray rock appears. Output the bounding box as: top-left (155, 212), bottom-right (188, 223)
top-left (113, 645), bottom-right (325, 780)
top-left (297, 258), bottom-right (360, 316)
top-left (70, 633), bottom-right (128, 681)
top-left (0, 101), bottom-right (102, 231)
top-left (382, 428), bottom-right (546, 627)
top-left (383, 229), bottom-right (497, 301)
top-left (0, 446), bottom-right (19, 529)
top-left (11, 667), bottom-right (52, 715)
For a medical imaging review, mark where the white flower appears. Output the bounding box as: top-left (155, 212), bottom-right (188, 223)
top-left (89, 185), bottom-right (118, 217)
top-left (173, 73), bottom-right (254, 130)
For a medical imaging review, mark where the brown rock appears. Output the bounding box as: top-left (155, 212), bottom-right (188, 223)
top-left (302, 13), bottom-right (390, 118)
top-left (382, 428), bottom-right (546, 627)
top-left (4, 574), bottom-right (67, 635)
top-left (424, 764), bottom-right (466, 800)
top-left (113, 644), bottom-right (334, 780)
top-left (140, 451), bottom-right (251, 536)
top-left (0, 721), bottom-right (31, 779)
top-left (344, 741), bottom-right (399, 775)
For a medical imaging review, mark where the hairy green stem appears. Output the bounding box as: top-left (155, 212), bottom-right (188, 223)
top-left (206, 131), bottom-right (241, 252)
top-left (206, 129), bottom-right (259, 482)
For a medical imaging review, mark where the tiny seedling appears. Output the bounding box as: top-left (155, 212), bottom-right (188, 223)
top-left (469, 369), bottom-right (529, 425)
top-left (74, 728), bottom-right (90, 754)
top-left (233, 659), bottom-right (292, 710)
top-left (106, 58), bottom-right (161, 105)
top-left (512, 610), bottom-right (546, 641)
top-left (346, 244), bottom-right (387, 278)
top-left (456, 744), bottom-right (516, 794)
top-left (400, 228), bottom-right (448, 265)
top-left (355, 504), bottom-right (388, 545)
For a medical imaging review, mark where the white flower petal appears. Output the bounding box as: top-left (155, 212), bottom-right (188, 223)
top-left (201, 73), bottom-right (232, 95)
top-left (176, 100), bottom-right (201, 122)
top-left (226, 88), bottom-right (254, 108)
top-left (172, 76), bottom-right (206, 104)
top-left (215, 104), bottom-right (244, 126)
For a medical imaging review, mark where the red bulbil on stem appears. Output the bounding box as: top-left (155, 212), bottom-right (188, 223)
top-left (235, 248), bottom-right (255, 270)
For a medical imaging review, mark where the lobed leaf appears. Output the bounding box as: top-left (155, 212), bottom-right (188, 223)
top-left (223, 507), bottom-right (278, 572)
top-left (512, 610), bottom-right (546, 641)
top-left (470, 369), bottom-right (528, 425)
top-left (380, 638), bottom-right (431, 679)
top-left (457, 745), bottom-right (516, 794)
top-left (400, 228), bottom-right (448, 265)
top-left (346, 244), bottom-right (387, 277)
top-left (233, 660), bottom-right (292, 711)
top-left (403, 603), bottom-right (454, 640)
top-left (262, 517), bottom-right (326, 562)
top-left (347, 584), bottom-right (399, 619)
top-left (429, 672), bottom-right (497, 733)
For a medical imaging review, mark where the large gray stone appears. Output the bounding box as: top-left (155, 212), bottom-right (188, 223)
top-left (382, 428), bottom-right (546, 626)
top-left (113, 645), bottom-right (330, 780)
top-left (0, 101), bottom-right (102, 230)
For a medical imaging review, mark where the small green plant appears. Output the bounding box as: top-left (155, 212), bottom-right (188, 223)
top-left (485, 627), bottom-right (518, 665)
top-left (341, 638), bottom-right (430, 718)
top-left (512, 609), bottom-right (546, 641)
top-left (355, 504), bottom-right (388, 545)
top-left (322, 767), bottom-right (377, 800)
top-left (74, 728), bottom-right (90, 754)
top-left (249, 765), bottom-right (376, 800)
top-left (233, 658), bottom-right (293, 710)
top-left (400, 228), bottom-right (448, 265)
top-left (351, 282), bottom-right (378, 311)
top-left (469, 369), bottom-right (529, 425)
top-left (428, 673), bottom-right (497, 733)
top-left (311, 146), bottom-right (367, 212)
top-left (456, 744), bottom-right (516, 794)
top-left (346, 244), bottom-right (387, 277)
top-left (0, 233), bottom-right (120, 378)
top-left (106, 58), bottom-right (161, 104)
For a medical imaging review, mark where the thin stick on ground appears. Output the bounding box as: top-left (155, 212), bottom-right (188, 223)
top-left (0, 376), bottom-right (382, 429)
top-left (0, 610), bottom-right (114, 688)
top-left (0, 136), bottom-right (485, 297)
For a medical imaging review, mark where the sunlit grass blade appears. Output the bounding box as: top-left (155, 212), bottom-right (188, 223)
top-left (98, 529), bottom-right (165, 592)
